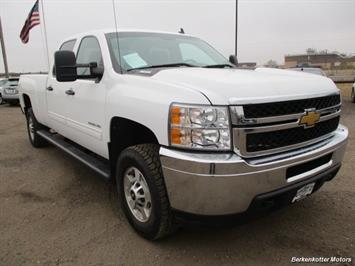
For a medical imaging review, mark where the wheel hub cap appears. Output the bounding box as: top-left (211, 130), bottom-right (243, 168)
top-left (28, 117), bottom-right (35, 140)
top-left (123, 167), bottom-right (152, 222)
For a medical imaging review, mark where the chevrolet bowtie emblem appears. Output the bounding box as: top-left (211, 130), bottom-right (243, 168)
top-left (299, 109), bottom-right (321, 128)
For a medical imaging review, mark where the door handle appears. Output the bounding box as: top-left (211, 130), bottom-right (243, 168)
top-left (65, 89), bottom-right (75, 96)
top-left (46, 86), bottom-right (53, 91)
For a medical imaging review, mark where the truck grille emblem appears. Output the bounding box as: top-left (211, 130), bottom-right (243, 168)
top-left (299, 109), bottom-right (321, 128)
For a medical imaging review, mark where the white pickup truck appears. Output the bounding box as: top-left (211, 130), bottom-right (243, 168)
top-left (19, 29), bottom-right (348, 240)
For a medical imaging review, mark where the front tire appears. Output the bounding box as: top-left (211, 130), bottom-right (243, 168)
top-left (116, 144), bottom-right (175, 240)
top-left (26, 108), bottom-right (48, 148)
top-left (0, 94), bottom-right (3, 105)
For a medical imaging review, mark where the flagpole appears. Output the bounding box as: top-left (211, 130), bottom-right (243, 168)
top-left (39, 0), bottom-right (50, 70)
top-left (0, 17), bottom-right (9, 78)
top-left (235, 0), bottom-right (238, 58)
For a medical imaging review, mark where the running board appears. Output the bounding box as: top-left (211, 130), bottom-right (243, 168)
top-left (37, 130), bottom-right (111, 180)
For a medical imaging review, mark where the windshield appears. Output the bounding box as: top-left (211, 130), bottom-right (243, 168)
top-left (106, 32), bottom-right (230, 72)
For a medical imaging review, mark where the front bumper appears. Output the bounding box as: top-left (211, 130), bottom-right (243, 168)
top-left (3, 93), bottom-right (19, 101)
top-left (160, 125), bottom-right (348, 216)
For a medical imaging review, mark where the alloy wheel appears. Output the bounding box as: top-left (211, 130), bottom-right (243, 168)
top-left (123, 166), bottom-right (152, 222)
top-left (28, 116), bottom-right (35, 141)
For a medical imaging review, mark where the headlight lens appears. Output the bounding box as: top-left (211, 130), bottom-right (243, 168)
top-left (169, 104), bottom-right (231, 150)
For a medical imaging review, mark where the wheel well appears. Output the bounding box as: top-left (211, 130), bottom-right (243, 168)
top-left (109, 117), bottom-right (159, 175)
top-left (22, 94), bottom-right (32, 113)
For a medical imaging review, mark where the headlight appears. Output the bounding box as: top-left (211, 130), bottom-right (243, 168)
top-left (169, 104), bottom-right (231, 150)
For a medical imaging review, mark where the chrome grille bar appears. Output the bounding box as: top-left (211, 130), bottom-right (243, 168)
top-left (230, 94), bottom-right (342, 157)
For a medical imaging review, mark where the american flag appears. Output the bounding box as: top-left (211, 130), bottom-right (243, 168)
top-left (20, 0), bottom-right (40, 44)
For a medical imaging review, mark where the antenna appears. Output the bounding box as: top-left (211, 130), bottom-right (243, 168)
top-left (112, 0), bottom-right (123, 74)
top-left (178, 28), bottom-right (185, 34)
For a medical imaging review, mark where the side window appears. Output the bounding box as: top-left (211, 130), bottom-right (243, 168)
top-left (53, 39), bottom-right (76, 76)
top-left (76, 36), bottom-right (103, 76)
top-left (179, 43), bottom-right (214, 65)
top-left (60, 39), bottom-right (76, 51)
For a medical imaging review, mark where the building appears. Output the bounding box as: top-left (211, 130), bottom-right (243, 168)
top-left (284, 53), bottom-right (355, 69)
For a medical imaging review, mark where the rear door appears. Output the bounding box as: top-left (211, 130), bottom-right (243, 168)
top-left (63, 36), bottom-right (107, 158)
top-left (46, 39), bottom-right (76, 132)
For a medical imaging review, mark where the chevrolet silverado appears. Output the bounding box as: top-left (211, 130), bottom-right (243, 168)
top-left (18, 29), bottom-right (348, 240)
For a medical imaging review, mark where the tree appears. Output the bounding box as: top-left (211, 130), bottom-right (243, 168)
top-left (264, 59), bottom-right (279, 68)
top-left (306, 48), bottom-right (317, 55)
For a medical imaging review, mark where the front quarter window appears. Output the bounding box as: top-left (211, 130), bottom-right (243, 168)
top-left (76, 36), bottom-right (104, 76)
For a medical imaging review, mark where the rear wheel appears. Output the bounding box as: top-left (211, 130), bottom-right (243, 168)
top-left (116, 144), bottom-right (175, 240)
top-left (0, 93), bottom-right (3, 105)
top-left (26, 108), bottom-right (47, 148)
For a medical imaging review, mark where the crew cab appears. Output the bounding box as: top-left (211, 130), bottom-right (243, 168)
top-left (19, 29), bottom-right (348, 240)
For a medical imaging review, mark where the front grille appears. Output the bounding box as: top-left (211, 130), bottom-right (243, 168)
top-left (246, 116), bottom-right (339, 152)
top-left (243, 94), bottom-right (340, 118)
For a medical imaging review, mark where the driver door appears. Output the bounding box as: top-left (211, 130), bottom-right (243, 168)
top-left (63, 36), bottom-right (107, 158)
top-left (46, 39), bottom-right (77, 133)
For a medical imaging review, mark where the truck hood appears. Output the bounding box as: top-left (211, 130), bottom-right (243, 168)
top-left (151, 67), bottom-right (339, 105)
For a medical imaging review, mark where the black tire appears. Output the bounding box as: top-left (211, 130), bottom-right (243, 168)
top-left (116, 144), bottom-right (175, 240)
top-left (26, 108), bottom-right (48, 148)
top-left (0, 93), bottom-right (3, 105)
top-left (351, 87), bottom-right (355, 103)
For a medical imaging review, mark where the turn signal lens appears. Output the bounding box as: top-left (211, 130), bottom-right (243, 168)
top-left (170, 106), bottom-right (181, 124)
top-left (171, 128), bottom-right (181, 144)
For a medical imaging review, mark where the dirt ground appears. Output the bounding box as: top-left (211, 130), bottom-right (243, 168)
top-left (0, 85), bottom-right (354, 266)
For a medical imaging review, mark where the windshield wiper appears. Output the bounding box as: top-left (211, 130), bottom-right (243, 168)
top-left (203, 64), bottom-right (234, 68)
top-left (127, 63), bottom-right (197, 72)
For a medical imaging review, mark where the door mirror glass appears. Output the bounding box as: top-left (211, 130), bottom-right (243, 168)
top-left (54, 50), bottom-right (77, 82)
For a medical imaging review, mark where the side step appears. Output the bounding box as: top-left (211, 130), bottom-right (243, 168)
top-left (37, 130), bottom-right (111, 180)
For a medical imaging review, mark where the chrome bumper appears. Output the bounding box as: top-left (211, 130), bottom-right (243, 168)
top-left (160, 125), bottom-right (348, 215)
top-left (3, 93), bottom-right (19, 100)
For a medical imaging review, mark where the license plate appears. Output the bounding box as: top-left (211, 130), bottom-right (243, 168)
top-left (292, 182), bottom-right (315, 203)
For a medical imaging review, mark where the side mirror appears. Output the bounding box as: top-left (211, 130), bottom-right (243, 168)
top-left (90, 65), bottom-right (104, 77)
top-left (229, 55), bottom-right (238, 66)
top-left (54, 50), bottom-right (77, 82)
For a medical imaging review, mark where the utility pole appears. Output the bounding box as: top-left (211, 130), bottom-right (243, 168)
top-left (0, 17), bottom-right (9, 77)
top-left (235, 0), bottom-right (238, 58)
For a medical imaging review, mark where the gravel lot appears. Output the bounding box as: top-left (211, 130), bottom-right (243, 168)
top-left (0, 86), bottom-right (354, 265)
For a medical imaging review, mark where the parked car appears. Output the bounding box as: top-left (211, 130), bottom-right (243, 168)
top-left (2, 77), bottom-right (20, 105)
top-left (18, 29), bottom-right (348, 240)
top-left (0, 78), bottom-right (7, 105)
top-left (352, 81), bottom-right (355, 103)
top-left (289, 67), bottom-right (327, 76)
